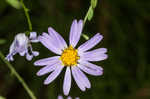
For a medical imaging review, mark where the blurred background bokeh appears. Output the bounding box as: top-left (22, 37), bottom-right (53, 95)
top-left (0, 0), bottom-right (150, 99)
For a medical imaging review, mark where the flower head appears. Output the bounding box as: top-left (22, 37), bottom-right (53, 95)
top-left (34, 19), bottom-right (108, 95)
top-left (6, 32), bottom-right (39, 61)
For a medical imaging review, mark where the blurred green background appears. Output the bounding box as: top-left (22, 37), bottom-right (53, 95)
top-left (0, 0), bottom-right (150, 99)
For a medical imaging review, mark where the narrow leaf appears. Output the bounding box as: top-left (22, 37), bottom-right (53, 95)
top-left (91, 0), bottom-right (98, 8)
top-left (87, 7), bottom-right (94, 21)
top-left (6, 0), bottom-right (21, 9)
top-left (82, 34), bottom-right (89, 40)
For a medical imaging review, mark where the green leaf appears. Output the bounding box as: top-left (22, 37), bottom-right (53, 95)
top-left (0, 39), bottom-right (6, 45)
top-left (82, 34), bottom-right (89, 40)
top-left (0, 96), bottom-right (6, 99)
top-left (87, 7), bottom-right (94, 21)
top-left (6, 0), bottom-right (21, 9)
top-left (91, 0), bottom-right (97, 8)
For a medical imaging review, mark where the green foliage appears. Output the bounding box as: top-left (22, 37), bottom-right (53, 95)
top-left (0, 39), bottom-right (6, 45)
top-left (6, 0), bottom-right (21, 9)
top-left (87, 7), bottom-right (94, 21)
top-left (91, 0), bottom-right (97, 8)
top-left (0, 96), bottom-right (6, 99)
top-left (82, 34), bottom-right (89, 40)
top-left (84, 0), bottom-right (97, 24)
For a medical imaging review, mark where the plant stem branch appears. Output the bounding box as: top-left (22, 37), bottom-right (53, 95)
top-left (83, 6), bottom-right (91, 25)
top-left (0, 51), bottom-right (37, 99)
top-left (20, 0), bottom-right (32, 32)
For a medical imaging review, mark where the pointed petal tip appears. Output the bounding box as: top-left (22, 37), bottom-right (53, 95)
top-left (48, 27), bottom-right (53, 30)
top-left (48, 27), bottom-right (55, 34)
top-left (26, 54), bottom-right (33, 61)
top-left (34, 61), bottom-right (38, 66)
top-left (38, 35), bottom-right (42, 41)
top-left (43, 80), bottom-right (50, 85)
top-left (81, 88), bottom-right (86, 92)
top-left (103, 54), bottom-right (108, 60)
top-left (57, 95), bottom-right (63, 99)
top-left (48, 27), bottom-right (52, 32)
top-left (29, 32), bottom-right (37, 39)
top-left (96, 33), bottom-right (103, 38)
top-left (73, 19), bottom-right (77, 22)
top-left (36, 72), bottom-right (41, 76)
top-left (36, 70), bottom-right (45, 76)
top-left (100, 70), bottom-right (103, 75)
top-left (64, 91), bottom-right (69, 96)
top-left (78, 19), bottom-right (83, 24)
top-left (32, 51), bottom-right (39, 56)
top-left (100, 48), bottom-right (108, 53)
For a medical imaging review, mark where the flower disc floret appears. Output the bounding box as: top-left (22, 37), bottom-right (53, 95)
top-left (60, 46), bottom-right (79, 66)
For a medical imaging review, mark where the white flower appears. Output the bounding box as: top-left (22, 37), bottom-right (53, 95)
top-left (6, 32), bottom-right (39, 61)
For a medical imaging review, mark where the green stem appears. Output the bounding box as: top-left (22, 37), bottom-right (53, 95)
top-left (83, 6), bottom-right (91, 25)
top-left (0, 51), bottom-right (37, 99)
top-left (82, 0), bottom-right (97, 40)
top-left (20, 0), bottom-right (32, 32)
top-left (82, 6), bottom-right (92, 40)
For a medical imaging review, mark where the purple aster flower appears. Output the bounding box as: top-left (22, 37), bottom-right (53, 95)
top-left (57, 95), bottom-right (79, 99)
top-left (6, 32), bottom-right (39, 61)
top-left (34, 19), bottom-right (108, 96)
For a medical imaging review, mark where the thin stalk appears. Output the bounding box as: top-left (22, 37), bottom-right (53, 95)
top-left (0, 51), bottom-right (37, 99)
top-left (20, 0), bottom-right (32, 32)
top-left (83, 6), bottom-right (91, 25)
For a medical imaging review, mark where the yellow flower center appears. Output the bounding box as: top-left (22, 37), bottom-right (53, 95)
top-left (60, 46), bottom-right (79, 66)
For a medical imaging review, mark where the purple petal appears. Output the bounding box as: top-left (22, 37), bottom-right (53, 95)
top-left (6, 54), bottom-right (14, 61)
top-left (28, 45), bottom-right (39, 57)
top-left (63, 67), bottom-right (71, 96)
top-left (69, 20), bottom-right (78, 47)
top-left (40, 33), bottom-right (62, 53)
top-left (83, 48), bottom-right (107, 55)
top-left (72, 66), bottom-right (91, 91)
top-left (48, 27), bottom-right (67, 50)
top-left (44, 64), bottom-right (64, 85)
top-left (30, 32), bottom-right (37, 39)
top-left (34, 56), bottom-right (60, 66)
top-left (6, 49), bottom-right (17, 61)
top-left (39, 33), bottom-right (62, 55)
top-left (80, 60), bottom-right (103, 70)
top-left (26, 53), bottom-right (33, 61)
top-left (78, 64), bottom-right (103, 76)
top-left (72, 66), bottom-right (86, 91)
top-left (32, 51), bottom-right (39, 56)
top-left (81, 53), bottom-right (108, 62)
top-left (78, 33), bottom-right (103, 53)
top-left (75, 66), bottom-right (91, 89)
top-left (42, 32), bottom-right (65, 52)
top-left (77, 20), bottom-right (83, 40)
top-left (80, 48), bottom-right (108, 61)
top-left (69, 20), bottom-right (83, 48)
top-left (30, 32), bottom-right (39, 42)
top-left (36, 63), bottom-right (59, 76)
top-left (57, 95), bottom-right (63, 99)
top-left (75, 97), bottom-right (80, 99)
top-left (19, 51), bottom-right (26, 56)
top-left (67, 96), bottom-right (72, 99)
